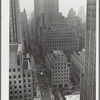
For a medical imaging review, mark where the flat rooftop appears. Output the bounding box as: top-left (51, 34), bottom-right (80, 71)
top-left (53, 50), bottom-right (63, 56)
top-left (10, 43), bottom-right (22, 52)
top-left (65, 93), bottom-right (80, 100)
top-left (23, 60), bottom-right (28, 69)
top-left (52, 50), bottom-right (66, 59)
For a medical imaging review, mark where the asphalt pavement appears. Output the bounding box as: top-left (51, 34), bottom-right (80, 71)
top-left (37, 68), bottom-right (51, 100)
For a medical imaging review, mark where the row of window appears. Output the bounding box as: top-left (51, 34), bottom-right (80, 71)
top-left (44, 44), bottom-right (78, 47)
top-left (53, 77), bottom-right (69, 80)
top-left (10, 90), bottom-right (22, 94)
top-left (24, 84), bottom-right (31, 88)
top-left (9, 79), bottom-right (32, 84)
top-left (52, 73), bottom-right (69, 76)
top-left (9, 80), bottom-right (22, 84)
top-left (55, 63), bottom-right (67, 65)
top-left (53, 84), bottom-right (68, 88)
top-left (9, 68), bottom-right (21, 72)
top-left (9, 75), bottom-right (22, 79)
top-left (46, 32), bottom-right (76, 36)
top-left (9, 85), bottom-right (22, 89)
top-left (53, 70), bottom-right (69, 73)
top-left (54, 66), bottom-right (69, 69)
top-left (53, 80), bottom-right (69, 83)
top-left (10, 95), bottom-right (22, 99)
top-left (23, 74), bottom-right (31, 77)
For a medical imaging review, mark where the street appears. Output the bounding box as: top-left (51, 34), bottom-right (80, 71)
top-left (32, 53), bottom-right (52, 100)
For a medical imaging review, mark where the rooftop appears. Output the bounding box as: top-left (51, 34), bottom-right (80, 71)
top-left (23, 60), bottom-right (28, 69)
top-left (65, 92), bottom-right (80, 100)
top-left (10, 43), bottom-right (22, 52)
top-left (52, 50), bottom-right (66, 59)
top-left (53, 50), bottom-right (63, 56)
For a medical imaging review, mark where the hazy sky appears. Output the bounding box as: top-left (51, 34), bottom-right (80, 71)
top-left (20, 0), bottom-right (87, 18)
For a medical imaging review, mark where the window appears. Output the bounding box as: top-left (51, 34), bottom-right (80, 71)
top-left (15, 96), bottom-right (18, 99)
top-left (10, 91), bottom-right (12, 94)
top-left (18, 68), bottom-right (20, 71)
top-left (9, 76), bottom-right (11, 79)
top-left (13, 68), bottom-right (16, 72)
top-left (14, 86), bottom-right (17, 89)
top-left (17, 55), bottom-right (20, 66)
top-left (13, 75), bottom-right (16, 78)
top-left (18, 75), bottom-right (21, 78)
top-left (28, 74), bottom-right (30, 77)
top-left (23, 74), bottom-right (25, 77)
top-left (19, 80), bottom-right (21, 83)
top-left (29, 94), bottom-right (31, 97)
top-left (10, 96), bottom-right (13, 99)
top-left (24, 89), bottom-right (26, 92)
top-left (28, 79), bottom-right (30, 82)
top-left (9, 81), bottom-right (12, 84)
top-left (9, 86), bottom-right (12, 89)
top-left (19, 91), bottom-right (22, 93)
top-left (20, 95), bottom-right (22, 98)
top-left (19, 85), bottom-right (22, 88)
top-left (24, 85), bottom-right (26, 87)
top-left (15, 91), bottom-right (17, 94)
top-left (24, 79), bottom-right (26, 82)
top-left (9, 69), bottom-right (11, 72)
top-left (28, 84), bottom-right (31, 87)
top-left (14, 81), bottom-right (16, 84)
top-left (29, 89), bottom-right (31, 92)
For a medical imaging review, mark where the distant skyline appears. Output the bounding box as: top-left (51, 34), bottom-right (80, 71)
top-left (20, 0), bottom-right (87, 19)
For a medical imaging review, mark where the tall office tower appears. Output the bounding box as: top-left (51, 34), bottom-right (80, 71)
top-left (43, 0), bottom-right (59, 24)
top-left (21, 9), bottom-right (31, 55)
top-left (9, 0), bottom-right (22, 43)
top-left (77, 6), bottom-right (86, 23)
top-left (34, 0), bottom-right (59, 25)
top-left (9, 44), bottom-right (24, 100)
top-left (80, 0), bottom-right (96, 100)
top-left (34, 0), bottom-right (44, 16)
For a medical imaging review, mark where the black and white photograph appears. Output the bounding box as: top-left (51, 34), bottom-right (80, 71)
top-left (1, 0), bottom-right (99, 100)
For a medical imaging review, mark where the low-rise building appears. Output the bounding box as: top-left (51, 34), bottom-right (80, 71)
top-left (45, 50), bottom-right (72, 89)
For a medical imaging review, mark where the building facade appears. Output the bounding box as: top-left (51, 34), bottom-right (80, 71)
top-left (40, 23), bottom-right (79, 56)
top-left (81, 0), bottom-right (96, 100)
top-left (71, 49), bottom-right (85, 86)
top-left (9, 44), bottom-right (24, 100)
top-left (34, 0), bottom-right (59, 25)
top-left (21, 9), bottom-right (31, 55)
top-left (46, 50), bottom-right (72, 88)
top-left (23, 58), bottom-right (36, 100)
top-left (9, 0), bottom-right (22, 43)
top-left (65, 8), bottom-right (81, 27)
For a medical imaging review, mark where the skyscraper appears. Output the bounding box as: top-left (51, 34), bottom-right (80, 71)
top-left (21, 9), bottom-right (30, 54)
top-left (77, 6), bottom-right (86, 23)
top-left (9, 0), bottom-right (21, 43)
top-left (80, 0), bottom-right (96, 100)
top-left (34, 0), bottom-right (59, 25)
